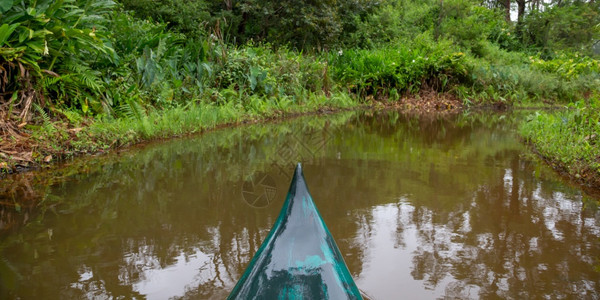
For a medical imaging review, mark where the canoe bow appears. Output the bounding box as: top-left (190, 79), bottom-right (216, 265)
top-left (228, 163), bottom-right (362, 299)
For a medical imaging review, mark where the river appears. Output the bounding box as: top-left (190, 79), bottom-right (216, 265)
top-left (1, 110), bottom-right (598, 299)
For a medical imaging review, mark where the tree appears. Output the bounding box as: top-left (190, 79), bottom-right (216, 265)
top-left (503, 0), bottom-right (511, 21)
top-left (119, 0), bottom-right (210, 37)
top-left (519, 0), bottom-right (600, 54)
top-left (121, 0), bottom-right (378, 51)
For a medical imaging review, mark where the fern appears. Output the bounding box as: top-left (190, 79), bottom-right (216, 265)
top-left (156, 37), bottom-right (168, 60)
top-left (63, 59), bottom-right (104, 92)
top-left (32, 102), bottom-right (51, 125)
top-left (119, 97), bottom-right (146, 121)
top-left (41, 76), bottom-right (62, 88)
top-left (77, 69), bottom-right (103, 92)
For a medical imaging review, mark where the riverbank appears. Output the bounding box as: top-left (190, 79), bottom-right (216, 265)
top-left (0, 88), bottom-right (470, 174)
top-left (4, 94), bottom-right (600, 199)
top-left (519, 99), bottom-right (600, 191)
top-left (0, 92), bottom-right (358, 174)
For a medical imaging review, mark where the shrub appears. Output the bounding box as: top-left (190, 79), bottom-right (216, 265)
top-left (329, 36), bottom-right (468, 99)
top-left (0, 0), bottom-right (116, 118)
top-left (211, 44), bottom-right (332, 104)
top-left (119, 0), bottom-right (210, 37)
top-left (529, 53), bottom-right (600, 80)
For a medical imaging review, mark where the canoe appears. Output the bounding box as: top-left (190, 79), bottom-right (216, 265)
top-left (228, 163), bottom-right (363, 299)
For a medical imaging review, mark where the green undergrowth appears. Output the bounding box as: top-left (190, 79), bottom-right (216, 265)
top-left (520, 98), bottom-right (600, 187)
top-left (327, 37), bottom-right (599, 106)
top-left (28, 92), bottom-right (358, 160)
top-left (328, 37), bottom-right (468, 99)
top-left (456, 43), bottom-right (600, 105)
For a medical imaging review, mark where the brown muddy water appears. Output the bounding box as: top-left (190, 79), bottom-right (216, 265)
top-left (0, 111), bottom-right (599, 299)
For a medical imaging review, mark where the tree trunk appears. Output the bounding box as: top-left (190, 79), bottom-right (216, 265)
top-left (503, 0), bottom-right (511, 22)
top-left (516, 0), bottom-right (526, 23)
top-left (515, 0), bottom-right (526, 40)
top-left (435, 0), bottom-right (444, 40)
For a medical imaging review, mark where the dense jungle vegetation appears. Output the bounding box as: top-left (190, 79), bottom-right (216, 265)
top-left (0, 0), bottom-right (599, 186)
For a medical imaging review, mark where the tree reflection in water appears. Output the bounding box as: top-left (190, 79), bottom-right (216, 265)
top-left (353, 154), bottom-right (600, 299)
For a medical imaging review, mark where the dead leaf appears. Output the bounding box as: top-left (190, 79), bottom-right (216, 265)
top-left (42, 69), bottom-right (59, 77)
top-left (17, 122), bottom-right (27, 128)
top-left (12, 152), bottom-right (33, 162)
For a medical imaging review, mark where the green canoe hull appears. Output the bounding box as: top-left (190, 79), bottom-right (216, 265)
top-left (228, 163), bottom-right (362, 299)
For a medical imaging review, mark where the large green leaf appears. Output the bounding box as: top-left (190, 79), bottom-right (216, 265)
top-left (0, 0), bottom-right (13, 13)
top-left (0, 23), bottom-right (19, 46)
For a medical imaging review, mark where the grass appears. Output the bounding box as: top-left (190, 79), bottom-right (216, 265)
top-left (19, 91), bottom-right (359, 166)
top-left (519, 98), bottom-right (600, 188)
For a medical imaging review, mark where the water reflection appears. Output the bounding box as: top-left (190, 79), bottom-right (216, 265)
top-left (0, 111), bottom-right (598, 299)
top-left (354, 180), bottom-right (599, 299)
